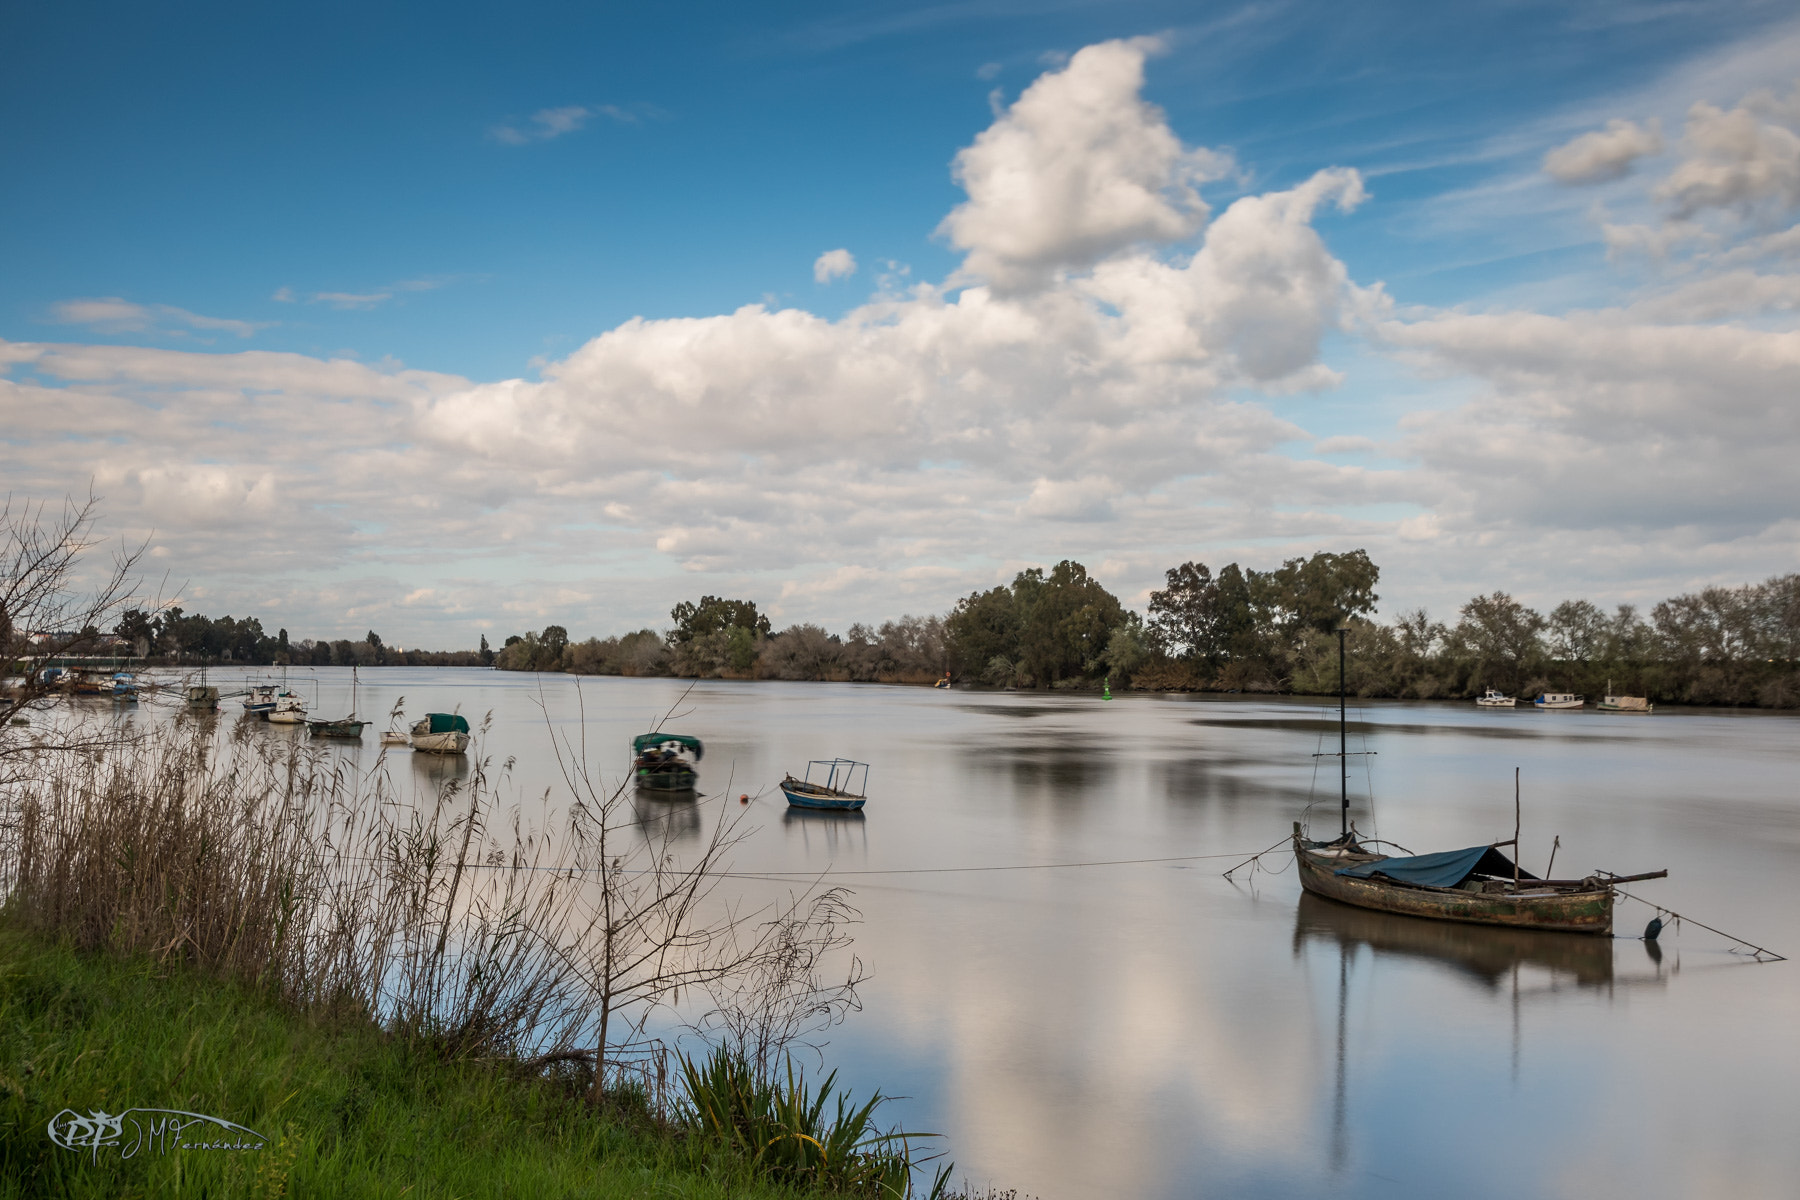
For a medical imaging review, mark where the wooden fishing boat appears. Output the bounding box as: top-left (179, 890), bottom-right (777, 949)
top-left (411, 712), bottom-right (471, 754)
top-left (1290, 827), bottom-right (1659, 935)
top-left (780, 759), bottom-right (869, 811)
top-left (633, 733), bottom-right (702, 792)
top-left (308, 666), bottom-right (365, 737)
top-left (1290, 626), bottom-right (1664, 936)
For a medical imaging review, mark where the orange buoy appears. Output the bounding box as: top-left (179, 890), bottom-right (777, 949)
top-left (739, 793), bottom-right (749, 803)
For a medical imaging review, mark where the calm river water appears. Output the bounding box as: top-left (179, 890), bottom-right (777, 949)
top-left (133, 669), bottom-right (1800, 1198)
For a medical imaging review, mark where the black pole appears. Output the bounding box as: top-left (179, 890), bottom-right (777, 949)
top-left (1339, 626), bottom-right (1348, 838)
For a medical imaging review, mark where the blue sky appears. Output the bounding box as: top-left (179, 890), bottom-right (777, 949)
top-left (4, 1), bottom-right (1799, 644)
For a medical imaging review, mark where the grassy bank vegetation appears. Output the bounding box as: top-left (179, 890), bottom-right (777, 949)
top-left (0, 716), bottom-right (948, 1197)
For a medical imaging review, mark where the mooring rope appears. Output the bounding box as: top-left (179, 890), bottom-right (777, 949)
top-left (1613, 886), bottom-right (1787, 962)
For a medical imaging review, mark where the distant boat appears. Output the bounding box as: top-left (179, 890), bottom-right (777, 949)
top-left (266, 690), bottom-right (309, 724)
top-left (110, 672), bottom-right (140, 701)
top-left (780, 759), bottom-right (869, 811)
top-left (933, 672), bottom-right (952, 689)
top-left (411, 712), bottom-right (471, 754)
top-left (70, 671), bottom-right (110, 696)
top-left (1532, 692), bottom-right (1584, 710)
top-left (185, 685), bottom-right (219, 709)
top-left (634, 733), bottom-right (702, 792)
top-left (242, 685), bottom-right (278, 716)
top-left (380, 730), bottom-right (409, 746)
top-left (1475, 688), bottom-right (1515, 707)
top-left (1597, 681), bottom-right (1653, 713)
top-left (308, 667), bottom-right (366, 738)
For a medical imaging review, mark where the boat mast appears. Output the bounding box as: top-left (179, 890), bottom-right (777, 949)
top-left (1339, 626), bottom-right (1348, 838)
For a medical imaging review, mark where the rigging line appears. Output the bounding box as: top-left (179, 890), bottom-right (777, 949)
top-left (306, 848), bottom-right (1288, 878)
top-left (1613, 887), bottom-right (1787, 962)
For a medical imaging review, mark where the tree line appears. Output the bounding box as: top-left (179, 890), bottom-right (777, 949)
top-left (493, 555), bottom-right (1800, 708)
top-left (97, 607), bottom-right (493, 668)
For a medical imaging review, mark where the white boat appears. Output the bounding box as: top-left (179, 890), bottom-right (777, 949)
top-left (380, 730), bottom-right (410, 746)
top-left (242, 685), bottom-right (278, 716)
top-left (411, 712), bottom-right (471, 754)
top-left (266, 690), bottom-right (310, 724)
top-left (1597, 681), bottom-right (1653, 713)
top-left (1475, 688), bottom-right (1515, 707)
top-left (1533, 692), bottom-right (1584, 710)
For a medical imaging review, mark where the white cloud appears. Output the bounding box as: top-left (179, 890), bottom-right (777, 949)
top-left (813, 248), bottom-right (857, 283)
top-left (937, 37), bottom-right (1233, 291)
top-left (50, 297), bottom-right (266, 339)
top-left (1655, 83), bottom-right (1800, 218)
top-left (490, 104), bottom-right (644, 145)
top-left (1543, 118), bottom-right (1664, 184)
top-left (8, 42), bottom-right (1800, 642)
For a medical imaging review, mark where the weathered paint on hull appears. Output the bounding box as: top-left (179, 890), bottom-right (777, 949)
top-left (1294, 840), bottom-right (1613, 935)
top-left (412, 731), bottom-right (470, 754)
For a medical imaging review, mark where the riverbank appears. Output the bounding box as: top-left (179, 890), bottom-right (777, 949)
top-left (0, 928), bottom-right (916, 1199)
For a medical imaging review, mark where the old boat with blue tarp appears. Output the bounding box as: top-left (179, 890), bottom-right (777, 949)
top-left (633, 733), bottom-right (702, 792)
top-left (1289, 829), bottom-right (1642, 934)
top-left (1290, 625), bottom-right (1664, 936)
top-left (780, 759), bottom-right (869, 811)
top-left (411, 712), bottom-right (470, 754)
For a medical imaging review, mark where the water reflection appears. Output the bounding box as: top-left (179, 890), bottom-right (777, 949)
top-left (1292, 892), bottom-right (1616, 991)
top-left (410, 750), bottom-right (471, 791)
top-left (632, 792), bottom-right (702, 844)
top-left (781, 806), bottom-right (868, 858)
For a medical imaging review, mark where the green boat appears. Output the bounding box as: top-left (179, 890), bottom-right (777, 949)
top-left (633, 733), bottom-right (702, 792)
top-left (308, 666), bottom-right (367, 738)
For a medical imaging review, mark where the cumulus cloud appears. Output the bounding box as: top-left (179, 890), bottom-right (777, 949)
top-left (50, 297), bottom-right (265, 339)
top-left (11, 42), bottom-right (1795, 642)
top-left (1655, 83), bottom-right (1800, 218)
top-left (937, 37), bottom-right (1233, 291)
top-left (813, 248), bottom-right (856, 283)
top-left (1543, 119), bottom-right (1664, 184)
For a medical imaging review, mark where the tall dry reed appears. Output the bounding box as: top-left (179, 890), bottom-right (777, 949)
top-left (0, 710), bottom-right (858, 1080)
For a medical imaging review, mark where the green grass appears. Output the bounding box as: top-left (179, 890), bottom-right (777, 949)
top-left (0, 928), bottom-right (865, 1199)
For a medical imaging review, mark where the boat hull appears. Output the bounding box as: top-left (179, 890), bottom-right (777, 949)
top-left (1474, 698), bottom-right (1515, 707)
top-left (412, 731), bottom-right (470, 754)
top-left (309, 720), bottom-right (365, 738)
top-left (1293, 839), bottom-right (1612, 935)
top-left (780, 783), bottom-right (866, 811)
top-left (267, 711), bottom-right (307, 725)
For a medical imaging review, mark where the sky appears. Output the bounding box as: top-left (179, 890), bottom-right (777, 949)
top-left (3, 0), bottom-right (1798, 647)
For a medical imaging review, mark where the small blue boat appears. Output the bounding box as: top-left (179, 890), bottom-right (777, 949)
top-left (780, 759), bottom-right (869, 811)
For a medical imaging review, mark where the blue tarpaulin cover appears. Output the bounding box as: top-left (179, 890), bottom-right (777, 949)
top-left (1335, 845), bottom-right (1536, 888)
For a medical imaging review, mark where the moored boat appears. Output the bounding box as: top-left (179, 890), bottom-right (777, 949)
top-left (308, 665), bottom-right (365, 738)
top-left (1291, 829), bottom-right (1648, 935)
top-left (110, 672), bottom-right (140, 701)
top-left (1475, 688), bottom-right (1515, 707)
top-left (411, 712), bottom-right (471, 754)
top-left (242, 684), bottom-right (278, 717)
top-left (186, 685), bottom-right (220, 709)
top-left (1532, 692), bottom-right (1584, 710)
top-left (1288, 626), bottom-right (1664, 935)
top-left (266, 690), bottom-right (309, 724)
top-left (380, 730), bottom-right (409, 746)
top-left (780, 759), bottom-right (869, 811)
top-left (633, 733), bottom-right (702, 792)
top-left (1596, 681), bottom-right (1653, 713)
